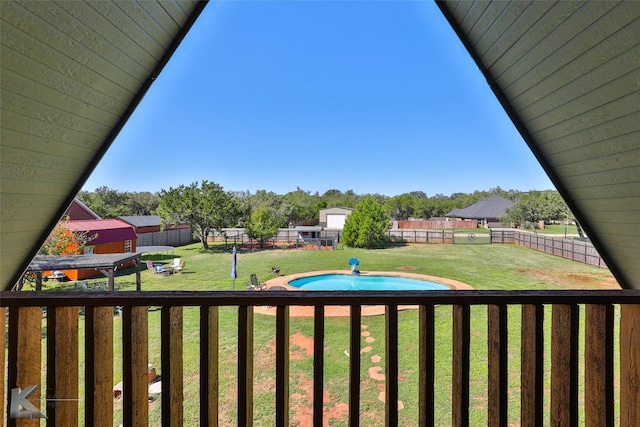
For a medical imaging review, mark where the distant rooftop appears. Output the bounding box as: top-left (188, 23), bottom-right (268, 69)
top-left (446, 195), bottom-right (514, 219)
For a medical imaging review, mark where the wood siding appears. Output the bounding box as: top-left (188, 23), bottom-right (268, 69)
top-left (0, 1), bottom-right (205, 290)
top-left (438, 1), bottom-right (640, 288)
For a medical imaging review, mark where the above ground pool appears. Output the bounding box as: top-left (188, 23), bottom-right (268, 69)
top-left (288, 274), bottom-right (450, 291)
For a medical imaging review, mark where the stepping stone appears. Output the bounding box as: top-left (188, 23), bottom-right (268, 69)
top-left (368, 366), bottom-right (385, 381)
top-left (371, 355), bottom-right (381, 363)
top-left (365, 336), bottom-right (375, 343)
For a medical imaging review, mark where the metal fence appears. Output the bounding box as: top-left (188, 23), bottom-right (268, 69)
top-left (209, 229), bottom-right (340, 249)
top-left (490, 230), bottom-right (606, 268)
top-left (206, 228), bottom-right (605, 268)
top-left (387, 229), bottom-right (454, 244)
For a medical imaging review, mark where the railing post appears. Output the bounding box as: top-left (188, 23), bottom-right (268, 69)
top-left (452, 304), bottom-right (470, 426)
top-left (238, 306), bottom-right (254, 427)
top-left (349, 305), bottom-right (361, 426)
top-left (85, 306), bottom-right (114, 427)
top-left (488, 304), bottom-right (507, 427)
top-left (585, 304), bottom-right (614, 426)
top-left (521, 304), bottom-right (544, 427)
top-left (385, 305), bottom-right (398, 426)
top-left (162, 306), bottom-right (184, 426)
top-left (276, 306), bottom-right (290, 427)
top-left (313, 306), bottom-right (325, 427)
top-left (620, 304), bottom-right (640, 426)
top-left (46, 306), bottom-right (80, 426)
top-left (0, 307), bottom-right (4, 422)
top-left (122, 306), bottom-right (149, 427)
top-left (200, 306), bottom-right (219, 426)
top-left (419, 305), bottom-right (435, 426)
top-left (551, 304), bottom-right (579, 426)
top-left (7, 306), bottom-right (42, 427)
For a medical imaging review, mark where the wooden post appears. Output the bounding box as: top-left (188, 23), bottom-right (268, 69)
top-left (276, 306), bottom-right (290, 427)
top-left (162, 306), bottom-right (184, 426)
top-left (85, 306), bottom-right (114, 427)
top-left (620, 304), bottom-right (640, 426)
top-left (313, 306), bottom-right (325, 427)
top-left (135, 259), bottom-right (141, 291)
top-left (584, 304), bottom-right (614, 426)
top-left (47, 306), bottom-right (80, 426)
top-left (551, 304), bottom-right (578, 426)
top-left (385, 305), bottom-right (398, 426)
top-left (521, 304), bottom-right (543, 427)
top-left (452, 305), bottom-right (470, 426)
top-left (108, 269), bottom-right (115, 292)
top-left (488, 304), bottom-right (507, 427)
top-left (0, 307), bottom-right (5, 422)
top-left (122, 306), bottom-right (148, 426)
top-left (349, 305), bottom-right (361, 427)
top-left (7, 307), bottom-right (42, 427)
top-left (419, 305), bottom-right (435, 426)
top-left (238, 306), bottom-right (254, 427)
top-left (200, 306), bottom-right (219, 426)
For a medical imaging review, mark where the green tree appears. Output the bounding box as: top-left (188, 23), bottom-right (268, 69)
top-left (279, 187), bottom-right (324, 225)
top-left (503, 191), bottom-right (567, 229)
top-left (158, 181), bottom-right (240, 250)
top-left (320, 189), bottom-right (362, 209)
top-left (78, 187), bottom-right (160, 217)
top-left (383, 193), bottom-right (415, 220)
top-left (342, 196), bottom-right (390, 249)
top-left (245, 206), bottom-right (281, 248)
top-left (126, 191), bottom-right (159, 215)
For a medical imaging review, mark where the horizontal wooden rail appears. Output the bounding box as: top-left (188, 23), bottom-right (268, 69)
top-left (2, 290), bottom-right (640, 307)
top-left (2, 291), bottom-right (639, 426)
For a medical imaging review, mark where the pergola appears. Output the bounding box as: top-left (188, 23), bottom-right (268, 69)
top-left (24, 253), bottom-right (142, 291)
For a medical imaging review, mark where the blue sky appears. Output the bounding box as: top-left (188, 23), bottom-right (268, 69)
top-left (82, 0), bottom-right (554, 197)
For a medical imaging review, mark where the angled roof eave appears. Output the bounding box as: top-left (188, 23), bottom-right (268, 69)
top-left (1, 1), bottom-right (209, 290)
top-left (436, 1), bottom-right (640, 289)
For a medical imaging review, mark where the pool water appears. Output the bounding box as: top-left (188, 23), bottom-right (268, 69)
top-left (288, 274), bottom-right (450, 291)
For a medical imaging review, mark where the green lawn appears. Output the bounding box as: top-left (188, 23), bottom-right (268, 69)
top-left (41, 242), bottom-right (618, 426)
top-left (536, 224), bottom-right (579, 235)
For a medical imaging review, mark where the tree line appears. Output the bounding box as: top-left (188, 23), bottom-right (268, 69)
top-left (78, 183), bottom-right (571, 250)
top-left (79, 185), bottom-right (532, 223)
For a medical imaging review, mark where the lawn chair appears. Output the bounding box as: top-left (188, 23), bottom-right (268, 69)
top-left (146, 260), bottom-right (155, 270)
top-left (173, 258), bottom-right (181, 268)
top-left (174, 260), bottom-right (186, 274)
top-left (246, 273), bottom-right (266, 291)
top-left (155, 264), bottom-right (170, 275)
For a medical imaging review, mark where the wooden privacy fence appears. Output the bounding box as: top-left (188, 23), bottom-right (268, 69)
top-left (2, 290), bottom-right (640, 426)
top-left (136, 228), bottom-right (194, 247)
top-left (491, 230), bottom-right (607, 268)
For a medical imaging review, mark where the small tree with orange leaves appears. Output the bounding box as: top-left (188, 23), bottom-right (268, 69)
top-left (39, 217), bottom-right (95, 255)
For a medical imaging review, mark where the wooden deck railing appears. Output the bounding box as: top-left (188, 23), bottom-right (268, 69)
top-left (2, 290), bottom-right (640, 426)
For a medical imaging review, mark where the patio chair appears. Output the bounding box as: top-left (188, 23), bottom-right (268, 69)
top-left (146, 260), bottom-right (155, 270)
top-left (173, 258), bottom-right (181, 268)
top-left (155, 264), bottom-right (169, 275)
top-left (174, 260), bottom-right (186, 274)
top-left (246, 273), bottom-right (266, 291)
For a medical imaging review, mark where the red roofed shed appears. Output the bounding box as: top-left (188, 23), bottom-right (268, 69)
top-left (52, 219), bottom-right (137, 280)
